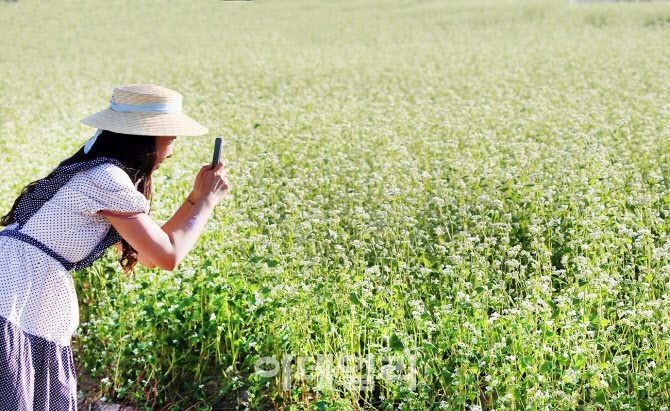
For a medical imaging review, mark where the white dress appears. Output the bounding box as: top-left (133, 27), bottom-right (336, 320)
top-left (0, 159), bottom-right (149, 411)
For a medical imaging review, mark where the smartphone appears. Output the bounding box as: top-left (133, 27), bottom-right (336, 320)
top-left (212, 137), bottom-right (222, 169)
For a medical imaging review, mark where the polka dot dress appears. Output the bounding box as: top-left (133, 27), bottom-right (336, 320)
top-left (0, 158), bottom-right (150, 410)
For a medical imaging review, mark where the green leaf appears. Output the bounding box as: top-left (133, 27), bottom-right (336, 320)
top-left (349, 292), bottom-right (361, 305)
top-left (557, 355), bottom-right (569, 366)
top-left (142, 305), bottom-right (155, 315)
top-left (423, 342), bottom-right (437, 353)
top-left (520, 356), bottom-right (534, 370)
top-left (441, 368), bottom-right (455, 384)
top-left (211, 296), bottom-right (226, 306)
top-left (539, 361), bottom-right (553, 373)
top-left (389, 333), bottom-right (405, 351)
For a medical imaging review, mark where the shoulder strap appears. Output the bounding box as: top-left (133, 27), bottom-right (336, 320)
top-left (13, 157), bottom-right (127, 229)
top-left (12, 157), bottom-right (132, 272)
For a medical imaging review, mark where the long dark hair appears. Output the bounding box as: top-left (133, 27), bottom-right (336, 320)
top-left (1, 130), bottom-right (158, 273)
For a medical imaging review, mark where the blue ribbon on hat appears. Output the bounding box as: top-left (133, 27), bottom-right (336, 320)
top-left (84, 128), bottom-right (103, 154)
top-left (83, 96), bottom-right (183, 154)
top-left (109, 96), bottom-right (183, 114)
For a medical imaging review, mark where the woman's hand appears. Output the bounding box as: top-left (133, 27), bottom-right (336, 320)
top-left (190, 161), bottom-right (230, 204)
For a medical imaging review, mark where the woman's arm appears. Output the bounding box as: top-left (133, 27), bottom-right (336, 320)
top-left (141, 194), bottom-right (198, 269)
top-left (111, 184), bottom-right (203, 268)
top-left (103, 163), bottom-right (229, 271)
top-left (106, 198), bottom-right (215, 271)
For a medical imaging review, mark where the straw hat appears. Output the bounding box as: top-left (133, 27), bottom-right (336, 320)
top-left (81, 84), bottom-right (208, 136)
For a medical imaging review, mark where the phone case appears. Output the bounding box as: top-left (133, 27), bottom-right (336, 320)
top-left (212, 137), bottom-right (222, 168)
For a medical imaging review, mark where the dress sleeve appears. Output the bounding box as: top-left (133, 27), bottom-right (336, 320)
top-left (73, 163), bottom-right (150, 217)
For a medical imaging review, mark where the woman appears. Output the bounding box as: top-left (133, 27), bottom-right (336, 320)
top-left (0, 84), bottom-right (230, 410)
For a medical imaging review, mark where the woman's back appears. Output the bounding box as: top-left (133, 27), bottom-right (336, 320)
top-left (0, 160), bottom-right (149, 344)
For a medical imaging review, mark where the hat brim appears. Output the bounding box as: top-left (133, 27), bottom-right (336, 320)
top-left (81, 108), bottom-right (208, 137)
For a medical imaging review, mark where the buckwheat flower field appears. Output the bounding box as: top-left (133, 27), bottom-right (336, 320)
top-left (2, 0), bottom-right (670, 410)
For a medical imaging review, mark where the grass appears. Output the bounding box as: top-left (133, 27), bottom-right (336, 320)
top-left (2, 0), bottom-right (670, 409)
